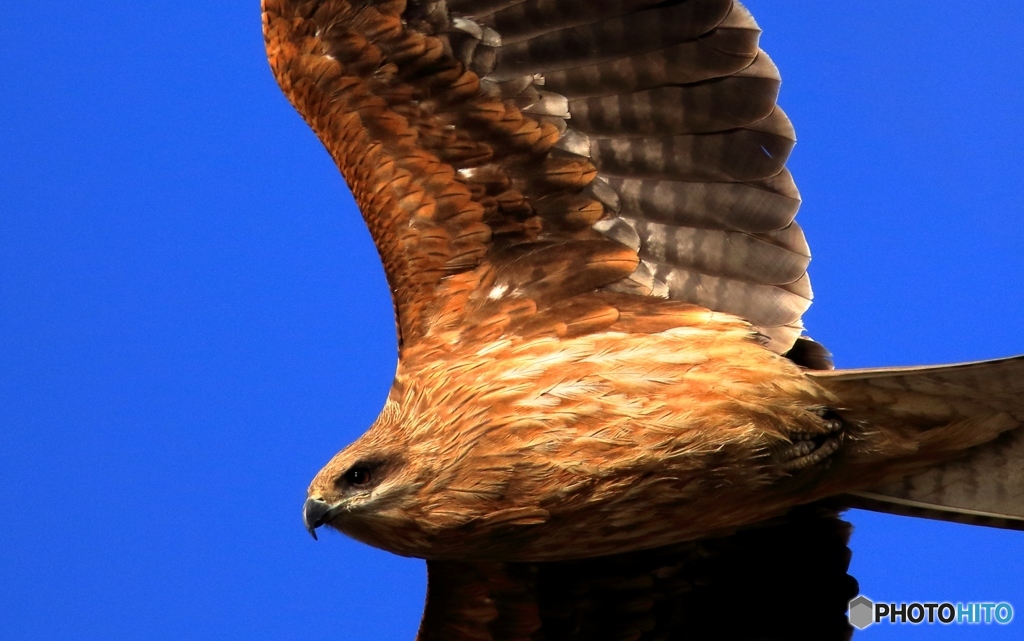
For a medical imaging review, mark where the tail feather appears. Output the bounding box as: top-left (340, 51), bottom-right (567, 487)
top-left (808, 356), bottom-right (1024, 528)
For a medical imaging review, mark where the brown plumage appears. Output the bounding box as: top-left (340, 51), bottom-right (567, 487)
top-left (263, 0), bottom-right (1023, 638)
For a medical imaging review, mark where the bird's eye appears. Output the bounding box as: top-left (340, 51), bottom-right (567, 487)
top-left (344, 466), bottom-right (372, 487)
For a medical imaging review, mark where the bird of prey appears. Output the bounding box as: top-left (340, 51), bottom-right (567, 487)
top-left (263, 0), bottom-right (1024, 638)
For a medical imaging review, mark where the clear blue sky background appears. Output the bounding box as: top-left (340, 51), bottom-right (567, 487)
top-left (3, 2), bottom-right (1023, 639)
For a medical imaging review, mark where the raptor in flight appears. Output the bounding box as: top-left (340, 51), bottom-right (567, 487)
top-left (263, 0), bottom-right (1024, 638)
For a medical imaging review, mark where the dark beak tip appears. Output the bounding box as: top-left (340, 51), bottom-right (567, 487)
top-left (303, 497), bottom-right (332, 541)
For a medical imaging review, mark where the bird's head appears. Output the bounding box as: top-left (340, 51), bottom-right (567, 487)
top-left (302, 400), bottom-right (426, 549)
top-left (300, 375), bottom-right (567, 558)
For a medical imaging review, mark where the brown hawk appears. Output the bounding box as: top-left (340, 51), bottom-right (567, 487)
top-left (263, 0), bottom-right (1024, 638)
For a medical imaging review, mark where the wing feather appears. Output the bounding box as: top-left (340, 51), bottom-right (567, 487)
top-left (607, 172), bottom-right (800, 233)
top-left (567, 53), bottom-right (781, 137)
top-left (486, 0), bottom-right (733, 79)
top-left (539, 22), bottom-right (762, 98)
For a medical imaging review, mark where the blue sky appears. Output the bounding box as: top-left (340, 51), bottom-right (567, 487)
top-left (3, 2), bottom-right (1023, 639)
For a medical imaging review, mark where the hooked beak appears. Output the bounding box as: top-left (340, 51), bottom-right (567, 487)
top-left (303, 496), bottom-right (340, 540)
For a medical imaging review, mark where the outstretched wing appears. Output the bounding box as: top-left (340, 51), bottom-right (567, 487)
top-left (418, 507), bottom-right (857, 641)
top-left (264, 0), bottom-right (812, 354)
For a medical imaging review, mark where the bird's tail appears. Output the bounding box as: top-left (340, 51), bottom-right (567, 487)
top-left (808, 356), bottom-right (1024, 529)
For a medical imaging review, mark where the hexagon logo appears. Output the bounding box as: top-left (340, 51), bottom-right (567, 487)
top-left (848, 595), bottom-right (875, 630)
